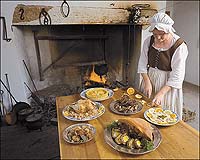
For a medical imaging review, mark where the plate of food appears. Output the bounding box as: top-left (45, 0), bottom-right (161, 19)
top-left (104, 118), bottom-right (162, 155)
top-left (109, 94), bottom-right (143, 115)
top-left (63, 123), bottom-right (96, 144)
top-left (62, 99), bottom-right (105, 121)
top-left (80, 87), bottom-right (114, 101)
top-left (144, 107), bottom-right (179, 126)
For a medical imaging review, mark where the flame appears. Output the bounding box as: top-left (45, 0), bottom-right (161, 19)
top-left (88, 65), bottom-right (106, 84)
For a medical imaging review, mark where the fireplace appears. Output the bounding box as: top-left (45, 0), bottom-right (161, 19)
top-left (11, 1), bottom-right (159, 95)
top-left (20, 24), bottom-right (142, 92)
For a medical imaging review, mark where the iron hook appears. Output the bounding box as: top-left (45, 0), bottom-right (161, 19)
top-left (60, 0), bottom-right (70, 18)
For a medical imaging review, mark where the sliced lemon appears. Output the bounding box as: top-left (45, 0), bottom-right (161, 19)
top-left (148, 108), bottom-right (155, 114)
top-left (127, 87), bottom-right (135, 95)
top-left (155, 108), bottom-right (163, 113)
top-left (146, 112), bottom-right (153, 118)
top-left (164, 110), bottom-right (172, 115)
top-left (170, 113), bottom-right (177, 119)
top-left (135, 94), bottom-right (142, 99)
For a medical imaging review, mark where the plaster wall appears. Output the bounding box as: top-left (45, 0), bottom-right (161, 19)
top-left (167, 1), bottom-right (199, 86)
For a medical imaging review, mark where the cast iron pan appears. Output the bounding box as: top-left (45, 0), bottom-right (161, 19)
top-left (0, 79), bottom-right (31, 116)
top-left (94, 64), bottom-right (108, 76)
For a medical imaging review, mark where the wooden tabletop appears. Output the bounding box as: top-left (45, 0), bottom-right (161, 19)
top-left (56, 88), bottom-right (199, 159)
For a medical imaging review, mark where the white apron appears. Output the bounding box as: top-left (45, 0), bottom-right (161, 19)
top-left (140, 67), bottom-right (183, 120)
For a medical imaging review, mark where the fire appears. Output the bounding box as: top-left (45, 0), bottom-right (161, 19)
top-left (88, 65), bottom-right (106, 84)
top-left (84, 65), bottom-right (107, 88)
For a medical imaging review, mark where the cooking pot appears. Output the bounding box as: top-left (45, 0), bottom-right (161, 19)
top-left (25, 113), bottom-right (43, 130)
top-left (0, 79), bottom-right (31, 119)
top-left (94, 64), bottom-right (108, 77)
top-left (18, 108), bottom-right (34, 124)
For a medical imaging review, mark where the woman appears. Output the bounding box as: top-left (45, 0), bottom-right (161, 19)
top-left (137, 12), bottom-right (188, 120)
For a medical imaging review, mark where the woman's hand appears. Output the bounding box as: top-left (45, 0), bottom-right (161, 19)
top-left (152, 85), bottom-right (171, 105)
top-left (143, 79), bottom-right (152, 98)
top-left (152, 92), bottom-right (164, 105)
top-left (141, 73), bottom-right (152, 98)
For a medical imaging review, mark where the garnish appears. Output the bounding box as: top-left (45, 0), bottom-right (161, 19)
top-left (107, 120), bottom-right (119, 129)
top-left (142, 139), bottom-right (154, 151)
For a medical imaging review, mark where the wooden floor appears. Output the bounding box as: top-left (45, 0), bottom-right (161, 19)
top-left (1, 123), bottom-right (60, 159)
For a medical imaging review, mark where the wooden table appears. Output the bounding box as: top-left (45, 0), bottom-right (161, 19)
top-left (56, 89), bottom-right (199, 159)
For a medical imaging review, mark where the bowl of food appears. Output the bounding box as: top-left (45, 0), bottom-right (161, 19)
top-left (62, 99), bottom-right (105, 121)
top-left (109, 94), bottom-right (143, 115)
top-left (104, 118), bottom-right (162, 155)
top-left (63, 123), bottom-right (96, 144)
top-left (80, 87), bottom-right (114, 101)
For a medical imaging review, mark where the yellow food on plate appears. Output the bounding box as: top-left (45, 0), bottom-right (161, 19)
top-left (164, 110), bottom-right (173, 115)
top-left (86, 88), bottom-right (109, 101)
top-left (127, 87), bottom-right (135, 95)
top-left (141, 100), bottom-right (146, 105)
top-left (155, 108), bottom-right (163, 113)
top-left (170, 113), bottom-right (177, 119)
top-left (148, 108), bottom-right (155, 114)
top-left (135, 94), bottom-right (142, 99)
top-left (145, 107), bottom-right (178, 126)
top-left (63, 111), bottom-right (69, 116)
top-left (146, 112), bottom-right (153, 118)
top-left (157, 121), bottom-right (168, 124)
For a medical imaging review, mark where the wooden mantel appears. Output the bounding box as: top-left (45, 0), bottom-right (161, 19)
top-left (12, 2), bottom-right (158, 26)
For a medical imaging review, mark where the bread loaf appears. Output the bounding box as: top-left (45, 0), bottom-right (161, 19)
top-left (118, 118), bottom-right (153, 141)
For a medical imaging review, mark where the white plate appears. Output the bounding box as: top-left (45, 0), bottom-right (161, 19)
top-left (80, 87), bottom-right (114, 101)
top-left (62, 101), bottom-right (105, 122)
top-left (63, 123), bottom-right (96, 144)
top-left (144, 108), bottom-right (180, 126)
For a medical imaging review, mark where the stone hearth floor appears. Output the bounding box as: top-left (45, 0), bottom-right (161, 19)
top-left (1, 124), bottom-right (60, 159)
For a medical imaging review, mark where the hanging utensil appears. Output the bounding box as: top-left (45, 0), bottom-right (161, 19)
top-left (0, 79), bottom-right (31, 117)
top-left (22, 60), bottom-right (38, 92)
top-left (0, 90), bottom-right (5, 116)
top-left (5, 73), bottom-right (13, 108)
top-left (24, 82), bottom-right (44, 108)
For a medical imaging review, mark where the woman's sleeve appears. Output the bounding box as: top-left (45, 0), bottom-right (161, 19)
top-left (166, 43), bottom-right (188, 89)
top-left (137, 37), bottom-right (151, 73)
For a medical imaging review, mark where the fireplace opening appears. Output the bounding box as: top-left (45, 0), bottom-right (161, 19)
top-left (21, 24), bottom-right (141, 94)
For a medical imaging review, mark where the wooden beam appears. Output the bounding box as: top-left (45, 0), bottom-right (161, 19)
top-left (12, 3), bottom-right (158, 26)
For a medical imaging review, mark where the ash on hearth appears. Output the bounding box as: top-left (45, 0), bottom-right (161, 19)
top-left (29, 84), bottom-right (82, 126)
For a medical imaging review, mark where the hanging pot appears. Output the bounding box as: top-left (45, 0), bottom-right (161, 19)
top-left (94, 64), bottom-right (108, 77)
top-left (25, 113), bottom-right (43, 130)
